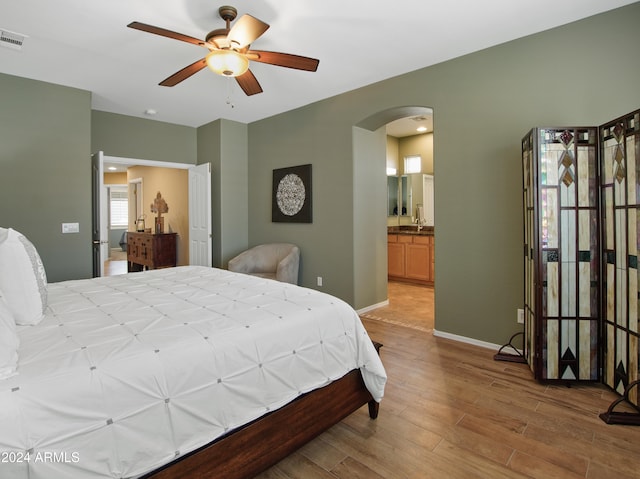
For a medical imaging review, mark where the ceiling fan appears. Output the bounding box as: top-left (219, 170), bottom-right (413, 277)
top-left (128, 5), bottom-right (319, 96)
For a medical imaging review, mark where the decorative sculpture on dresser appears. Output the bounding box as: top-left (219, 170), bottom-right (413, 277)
top-left (151, 191), bottom-right (169, 233)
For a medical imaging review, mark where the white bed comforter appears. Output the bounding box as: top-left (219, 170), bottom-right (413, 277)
top-left (0, 266), bottom-right (386, 478)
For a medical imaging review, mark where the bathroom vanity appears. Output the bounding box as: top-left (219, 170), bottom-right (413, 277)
top-left (387, 227), bottom-right (434, 285)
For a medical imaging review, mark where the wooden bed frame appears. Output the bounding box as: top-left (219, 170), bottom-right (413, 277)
top-left (142, 343), bottom-right (381, 479)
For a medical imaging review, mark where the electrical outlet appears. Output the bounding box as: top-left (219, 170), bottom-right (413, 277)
top-left (317, 276), bottom-right (323, 287)
top-left (517, 308), bottom-right (525, 324)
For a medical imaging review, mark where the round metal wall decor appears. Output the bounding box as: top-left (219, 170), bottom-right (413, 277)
top-left (272, 164), bottom-right (312, 223)
top-left (276, 173), bottom-right (305, 216)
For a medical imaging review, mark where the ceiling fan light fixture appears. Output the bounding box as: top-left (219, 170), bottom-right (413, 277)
top-left (128, 7), bottom-right (318, 94)
top-left (206, 49), bottom-right (248, 77)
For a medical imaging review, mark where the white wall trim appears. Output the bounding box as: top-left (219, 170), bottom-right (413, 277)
top-left (357, 307), bottom-right (523, 356)
top-left (357, 300), bottom-right (389, 315)
top-left (103, 155), bottom-right (192, 170)
top-left (433, 329), bottom-right (503, 351)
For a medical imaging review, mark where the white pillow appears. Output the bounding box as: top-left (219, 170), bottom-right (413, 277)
top-left (0, 228), bottom-right (48, 325)
top-left (0, 291), bottom-right (19, 379)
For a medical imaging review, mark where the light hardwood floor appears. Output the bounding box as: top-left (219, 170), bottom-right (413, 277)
top-left (257, 282), bottom-right (640, 479)
top-left (104, 249), bottom-right (127, 276)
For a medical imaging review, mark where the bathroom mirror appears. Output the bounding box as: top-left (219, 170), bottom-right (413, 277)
top-left (387, 176), bottom-right (398, 216)
top-left (387, 175), bottom-right (410, 217)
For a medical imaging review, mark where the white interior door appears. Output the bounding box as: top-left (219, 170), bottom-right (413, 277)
top-left (189, 163), bottom-right (212, 266)
top-left (91, 151), bottom-right (109, 277)
top-left (100, 185), bottom-right (109, 269)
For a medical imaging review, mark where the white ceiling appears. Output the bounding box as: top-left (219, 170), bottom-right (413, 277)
top-left (0, 1), bottom-right (635, 130)
top-left (386, 112), bottom-right (434, 138)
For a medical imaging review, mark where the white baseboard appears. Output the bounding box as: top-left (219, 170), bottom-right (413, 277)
top-left (357, 300), bottom-right (389, 315)
top-left (358, 307), bottom-right (521, 355)
top-left (433, 329), bottom-right (503, 351)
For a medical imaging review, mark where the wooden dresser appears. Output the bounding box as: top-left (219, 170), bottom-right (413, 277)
top-left (127, 232), bottom-right (177, 272)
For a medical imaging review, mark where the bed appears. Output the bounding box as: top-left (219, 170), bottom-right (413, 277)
top-left (0, 229), bottom-right (386, 479)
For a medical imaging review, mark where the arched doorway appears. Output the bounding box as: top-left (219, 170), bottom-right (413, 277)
top-left (355, 106), bottom-right (435, 331)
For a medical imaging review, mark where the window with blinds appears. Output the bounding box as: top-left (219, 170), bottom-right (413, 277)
top-left (109, 186), bottom-right (128, 228)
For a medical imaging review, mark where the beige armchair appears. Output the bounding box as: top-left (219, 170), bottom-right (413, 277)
top-left (228, 243), bottom-right (300, 284)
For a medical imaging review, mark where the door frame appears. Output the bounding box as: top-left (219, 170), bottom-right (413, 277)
top-left (91, 152), bottom-right (106, 276)
top-left (94, 153), bottom-right (200, 276)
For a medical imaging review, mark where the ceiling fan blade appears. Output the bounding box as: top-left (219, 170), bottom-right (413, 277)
top-left (227, 14), bottom-right (269, 49)
top-left (247, 50), bottom-right (319, 72)
top-left (159, 58), bottom-right (208, 86)
top-left (235, 69), bottom-right (263, 96)
top-left (128, 22), bottom-right (207, 48)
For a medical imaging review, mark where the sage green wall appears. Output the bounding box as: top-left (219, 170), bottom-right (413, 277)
top-left (197, 120), bottom-right (223, 267)
top-left (0, 73), bottom-right (91, 282)
top-left (354, 127), bottom-right (388, 308)
top-left (93, 113), bottom-right (248, 269)
top-left (2, 4), bottom-right (639, 349)
top-left (91, 111), bottom-right (197, 164)
top-left (197, 119), bottom-right (249, 268)
top-left (218, 120), bottom-right (249, 267)
top-left (248, 3), bottom-right (640, 344)
top-left (248, 101), bottom-right (358, 302)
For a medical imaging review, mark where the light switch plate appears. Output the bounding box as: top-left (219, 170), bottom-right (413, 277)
top-left (62, 222), bottom-right (79, 234)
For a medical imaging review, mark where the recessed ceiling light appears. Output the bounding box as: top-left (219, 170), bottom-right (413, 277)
top-left (416, 126), bottom-right (427, 132)
top-left (144, 109), bottom-right (157, 116)
top-left (107, 166), bottom-right (117, 171)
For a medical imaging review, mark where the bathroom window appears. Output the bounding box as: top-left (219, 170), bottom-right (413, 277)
top-left (404, 155), bottom-right (421, 174)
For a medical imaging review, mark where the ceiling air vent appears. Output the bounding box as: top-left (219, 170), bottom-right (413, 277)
top-left (0, 29), bottom-right (27, 50)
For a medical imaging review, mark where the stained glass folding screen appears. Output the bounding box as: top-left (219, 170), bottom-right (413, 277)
top-left (523, 111), bottom-right (640, 411)
top-left (522, 127), bottom-right (600, 381)
top-left (600, 110), bottom-right (640, 407)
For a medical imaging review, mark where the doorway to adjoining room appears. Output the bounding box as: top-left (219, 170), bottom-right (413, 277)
top-left (96, 154), bottom-right (210, 277)
top-left (375, 108), bottom-right (435, 331)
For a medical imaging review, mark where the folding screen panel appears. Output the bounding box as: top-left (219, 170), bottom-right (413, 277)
top-left (600, 110), bottom-right (640, 407)
top-left (522, 127), bottom-right (599, 381)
